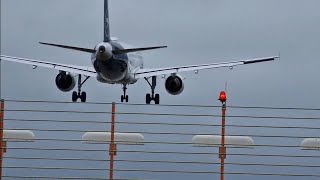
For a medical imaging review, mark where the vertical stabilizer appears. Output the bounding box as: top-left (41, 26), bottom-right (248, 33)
top-left (104, 0), bottom-right (111, 42)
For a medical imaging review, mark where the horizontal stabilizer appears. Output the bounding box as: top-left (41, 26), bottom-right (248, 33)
top-left (40, 42), bottom-right (166, 55)
top-left (39, 42), bottom-right (96, 53)
top-left (112, 46), bottom-right (167, 55)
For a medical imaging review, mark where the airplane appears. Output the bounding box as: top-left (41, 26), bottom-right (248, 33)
top-left (0, 0), bottom-right (278, 104)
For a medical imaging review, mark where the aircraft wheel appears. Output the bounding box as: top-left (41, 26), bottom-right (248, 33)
top-left (121, 95), bottom-right (124, 102)
top-left (155, 94), bottom-right (160, 105)
top-left (146, 94), bottom-right (151, 104)
top-left (72, 91), bottom-right (78, 102)
top-left (80, 92), bottom-right (87, 102)
top-left (126, 95), bottom-right (129, 103)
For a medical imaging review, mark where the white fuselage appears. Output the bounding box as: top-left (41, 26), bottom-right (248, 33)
top-left (91, 41), bottom-right (143, 84)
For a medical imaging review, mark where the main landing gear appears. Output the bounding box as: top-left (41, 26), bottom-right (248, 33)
top-left (121, 84), bottom-right (129, 102)
top-left (145, 76), bottom-right (160, 104)
top-left (120, 77), bottom-right (160, 104)
top-left (72, 75), bottom-right (90, 102)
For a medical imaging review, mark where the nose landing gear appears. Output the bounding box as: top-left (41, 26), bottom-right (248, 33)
top-left (121, 84), bottom-right (129, 102)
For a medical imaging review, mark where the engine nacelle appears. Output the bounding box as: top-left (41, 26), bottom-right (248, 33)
top-left (165, 75), bottom-right (184, 95)
top-left (55, 71), bottom-right (76, 92)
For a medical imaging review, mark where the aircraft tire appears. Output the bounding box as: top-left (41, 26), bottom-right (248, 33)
top-left (155, 94), bottom-right (160, 104)
top-left (146, 94), bottom-right (151, 104)
top-left (72, 91), bottom-right (78, 102)
top-left (80, 92), bottom-right (87, 102)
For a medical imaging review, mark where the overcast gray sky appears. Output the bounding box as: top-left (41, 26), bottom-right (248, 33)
top-left (1, 0), bottom-right (320, 179)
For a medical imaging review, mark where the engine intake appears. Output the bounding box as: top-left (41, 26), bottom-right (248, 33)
top-left (165, 75), bottom-right (184, 95)
top-left (55, 71), bottom-right (76, 92)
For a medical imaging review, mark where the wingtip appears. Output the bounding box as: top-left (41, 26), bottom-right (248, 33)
top-left (158, 46), bottom-right (168, 49)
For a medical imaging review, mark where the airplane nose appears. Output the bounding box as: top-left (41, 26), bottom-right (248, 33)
top-left (99, 46), bottom-right (106, 53)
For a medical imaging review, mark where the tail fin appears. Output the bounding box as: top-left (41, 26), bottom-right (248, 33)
top-left (104, 0), bottom-right (111, 42)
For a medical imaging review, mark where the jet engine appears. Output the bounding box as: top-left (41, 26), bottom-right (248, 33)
top-left (165, 75), bottom-right (184, 95)
top-left (55, 71), bottom-right (76, 92)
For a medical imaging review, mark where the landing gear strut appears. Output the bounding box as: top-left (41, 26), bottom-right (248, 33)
top-left (145, 76), bottom-right (160, 104)
top-left (72, 75), bottom-right (89, 102)
top-left (121, 84), bottom-right (129, 102)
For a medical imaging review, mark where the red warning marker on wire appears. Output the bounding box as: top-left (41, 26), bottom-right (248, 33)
top-left (219, 91), bottom-right (227, 103)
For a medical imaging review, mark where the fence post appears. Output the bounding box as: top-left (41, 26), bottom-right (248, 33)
top-left (109, 102), bottom-right (116, 180)
top-left (0, 99), bottom-right (5, 179)
top-left (219, 92), bottom-right (227, 180)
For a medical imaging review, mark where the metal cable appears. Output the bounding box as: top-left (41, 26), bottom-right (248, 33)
top-left (109, 169), bottom-right (320, 177)
top-left (2, 148), bottom-right (320, 158)
top-left (3, 99), bottom-right (114, 106)
top-left (2, 176), bottom-right (143, 180)
top-left (3, 128), bottom-right (319, 139)
top-left (4, 109), bottom-right (110, 114)
top-left (5, 99), bottom-right (320, 111)
top-left (3, 167), bottom-right (320, 177)
top-left (0, 139), bottom-right (311, 148)
top-left (5, 109), bottom-right (320, 121)
top-left (3, 157), bottom-right (320, 168)
top-left (4, 118), bottom-right (320, 130)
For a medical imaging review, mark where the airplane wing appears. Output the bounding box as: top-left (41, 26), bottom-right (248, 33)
top-left (134, 56), bottom-right (278, 78)
top-left (0, 55), bottom-right (97, 77)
